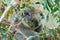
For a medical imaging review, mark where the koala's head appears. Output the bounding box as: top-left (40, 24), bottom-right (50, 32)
top-left (10, 7), bottom-right (43, 32)
top-left (18, 7), bottom-right (43, 31)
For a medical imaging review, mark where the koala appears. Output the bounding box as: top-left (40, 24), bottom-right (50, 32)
top-left (9, 6), bottom-right (44, 40)
top-left (17, 7), bottom-right (43, 31)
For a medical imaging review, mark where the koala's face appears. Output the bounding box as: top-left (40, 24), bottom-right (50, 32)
top-left (18, 7), bottom-right (41, 29)
top-left (10, 7), bottom-right (43, 32)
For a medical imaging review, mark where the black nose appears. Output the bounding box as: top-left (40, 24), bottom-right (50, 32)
top-left (31, 19), bottom-right (38, 27)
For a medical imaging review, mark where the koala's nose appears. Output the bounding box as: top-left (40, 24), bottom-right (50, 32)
top-left (31, 19), bottom-right (38, 27)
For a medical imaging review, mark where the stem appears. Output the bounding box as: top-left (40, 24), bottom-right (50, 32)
top-left (0, 0), bottom-right (17, 22)
top-left (0, 5), bottom-right (11, 22)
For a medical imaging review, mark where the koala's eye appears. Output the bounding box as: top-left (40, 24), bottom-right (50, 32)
top-left (40, 13), bottom-right (43, 16)
top-left (25, 12), bottom-right (29, 16)
top-left (21, 11), bottom-right (31, 17)
top-left (40, 13), bottom-right (44, 19)
top-left (21, 12), bottom-right (24, 17)
top-left (24, 11), bottom-right (30, 16)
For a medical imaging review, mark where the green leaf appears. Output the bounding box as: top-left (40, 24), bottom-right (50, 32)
top-left (35, 2), bottom-right (40, 4)
top-left (51, 6), bottom-right (58, 13)
top-left (56, 28), bottom-right (60, 34)
top-left (4, 3), bottom-right (7, 7)
top-left (43, 0), bottom-right (50, 11)
top-left (55, 0), bottom-right (59, 5)
top-left (0, 10), bottom-right (2, 14)
top-left (20, 4), bottom-right (25, 9)
top-left (8, 35), bottom-right (13, 40)
top-left (4, 26), bottom-right (9, 31)
top-left (10, 6), bottom-right (15, 10)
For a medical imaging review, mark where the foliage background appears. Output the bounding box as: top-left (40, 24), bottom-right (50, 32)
top-left (0, 0), bottom-right (60, 40)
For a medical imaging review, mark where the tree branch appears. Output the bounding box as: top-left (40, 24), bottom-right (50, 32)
top-left (0, 0), bottom-right (17, 22)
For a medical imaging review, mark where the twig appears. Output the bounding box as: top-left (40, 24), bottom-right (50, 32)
top-left (0, 5), bottom-right (11, 22)
top-left (0, 0), bottom-right (17, 22)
